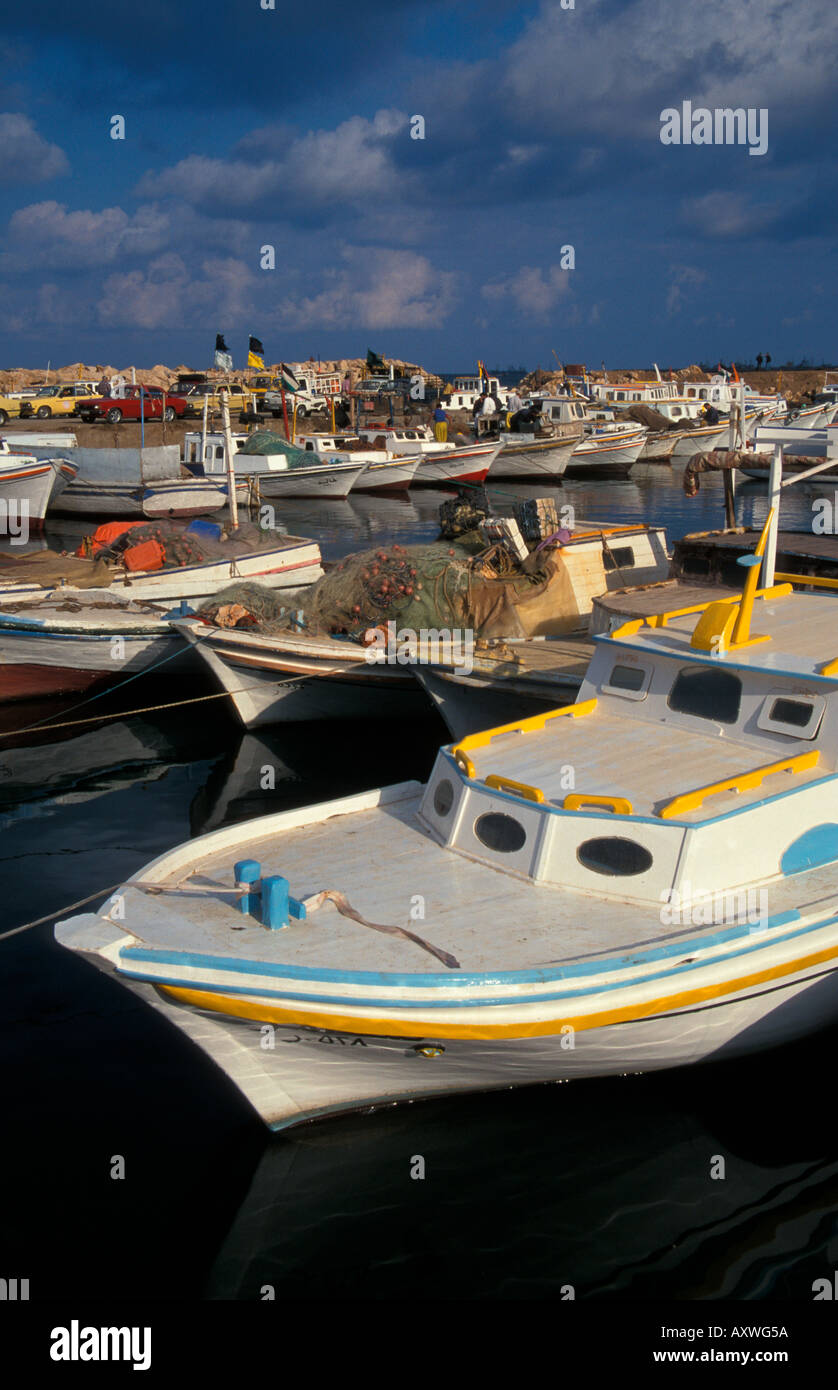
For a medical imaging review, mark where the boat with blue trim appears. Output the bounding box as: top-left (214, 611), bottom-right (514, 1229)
top-left (55, 514), bottom-right (838, 1129)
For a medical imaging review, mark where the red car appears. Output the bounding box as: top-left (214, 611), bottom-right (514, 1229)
top-left (75, 385), bottom-right (193, 424)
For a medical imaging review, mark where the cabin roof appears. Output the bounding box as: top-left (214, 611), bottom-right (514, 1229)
top-left (607, 590), bottom-right (838, 680)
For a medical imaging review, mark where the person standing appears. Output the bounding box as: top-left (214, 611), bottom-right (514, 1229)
top-left (432, 404), bottom-right (449, 443)
top-left (97, 373), bottom-right (112, 397)
top-left (507, 388), bottom-right (522, 414)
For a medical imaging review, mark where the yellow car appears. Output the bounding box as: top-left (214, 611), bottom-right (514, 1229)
top-left (0, 394), bottom-right (28, 425)
top-left (180, 384), bottom-right (258, 417)
top-left (20, 384), bottom-right (97, 419)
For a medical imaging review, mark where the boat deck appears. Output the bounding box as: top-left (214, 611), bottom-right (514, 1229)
top-left (468, 709), bottom-right (829, 823)
top-left (105, 789), bottom-right (838, 977)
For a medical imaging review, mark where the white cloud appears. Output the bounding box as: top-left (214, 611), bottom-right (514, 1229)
top-left (5, 201), bottom-right (170, 268)
top-left (98, 255), bottom-right (257, 330)
top-left (482, 264), bottom-right (571, 316)
top-left (666, 265), bottom-right (709, 315)
top-left (280, 248), bottom-right (455, 329)
top-left (0, 113), bottom-right (69, 183)
top-left (679, 190), bottom-right (779, 239)
top-left (137, 109), bottom-right (412, 211)
top-left (502, 0), bottom-right (837, 137)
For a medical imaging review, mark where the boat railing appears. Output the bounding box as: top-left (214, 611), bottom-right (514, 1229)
top-left (657, 751), bottom-right (821, 821)
top-left (451, 697), bottom-right (597, 777)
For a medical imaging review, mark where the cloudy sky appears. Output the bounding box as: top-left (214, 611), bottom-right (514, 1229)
top-left (1, 0), bottom-right (836, 371)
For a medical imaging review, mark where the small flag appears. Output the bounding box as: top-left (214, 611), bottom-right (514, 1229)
top-left (477, 359), bottom-right (488, 384)
top-left (248, 335), bottom-right (265, 370)
top-left (214, 333), bottom-right (233, 372)
top-left (366, 348), bottom-right (387, 374)
top-left (280, 362), bottom-right (302, 393)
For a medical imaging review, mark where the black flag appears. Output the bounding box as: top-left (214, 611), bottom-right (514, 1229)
top-left (216, 334), bottom-right (228, 352)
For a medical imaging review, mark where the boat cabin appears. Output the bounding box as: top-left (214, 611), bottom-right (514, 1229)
top-left (419, 563), bottom-right (838, 920)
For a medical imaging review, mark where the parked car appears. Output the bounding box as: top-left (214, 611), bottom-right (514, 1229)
top-left (19, 384), bottom-right (98, 419)
top-left (0, 394), bottom-right (29, 425)
top-left (74, 385), bottom-right (191, 424)
top-left (177, 383), bottom-right (257, 418)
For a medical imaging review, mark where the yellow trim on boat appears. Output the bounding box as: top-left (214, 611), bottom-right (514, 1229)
top-left (484, 775), bottom-right (545, 803)
top-left (452, 698), bottom-right (597, 763)
top-left (563, 792), bottom-right (634, 815)
top-left (777, 572), bottom-right (838, 592)
top-left (819, 656), bottom-right (838, 676)
top-left (657, 750), bottom-right (820, 821)
top-left (157, 937), bottom-right (838, 1040)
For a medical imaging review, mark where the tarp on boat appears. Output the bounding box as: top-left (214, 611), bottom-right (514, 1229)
top-left (237, 432), bottom-right (320, 469)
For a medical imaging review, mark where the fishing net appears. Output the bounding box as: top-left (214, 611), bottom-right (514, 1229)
top-left (79, 519), bottom-right (280, 567)
top-left (199, 537), bottom-right (577, 640)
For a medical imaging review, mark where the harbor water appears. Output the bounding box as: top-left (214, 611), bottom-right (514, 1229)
top-left (2, 467), bottom-right (837, 1302)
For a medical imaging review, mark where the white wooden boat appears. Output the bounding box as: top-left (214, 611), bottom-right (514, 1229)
top-left (0, 591), bottom-right (198, 699)
top-left (0, 444), bottom-right (77, 531)
top-left (293, 433), bottom-right (421, 493)
top-left (175, 620), bottom-right (433, 725)
top-left (54, 476), bottom-right (246, 518)
top-left (0, 532), bottom-right (323, 699)
top-left (487, 432), bottom-right (582, 479)
top-left (56, 516), bottom-right (838, 1132)
top-left (181, 429), bottom-right (366, 499)
top-left (565, 422), bottom-right (648, 478)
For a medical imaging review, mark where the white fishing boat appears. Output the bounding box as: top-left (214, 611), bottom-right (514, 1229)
top-left (175, 620), bottom-right (433, 725)
top-left (293, 433), bottom-right (420, 493)
top-left (565, 421), bottom-right (648, 478)
top-left (0, 443), bottom-right (77, 531)
top-left (353, 427), bottom-right (501, 486)
top-left (181, 430), bottom-right (366, 500)
top-left (0, 529), bottom-right (323, 699)
top-left (0, 592), bottom-right (199, 699)
top-left (54, 475), bottom-right (248, 518)
top-left (56, 514), bottom-right (838, 1132)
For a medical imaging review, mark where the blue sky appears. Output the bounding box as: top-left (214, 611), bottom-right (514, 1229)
top-left (1, 0), bottom-right (836, 372)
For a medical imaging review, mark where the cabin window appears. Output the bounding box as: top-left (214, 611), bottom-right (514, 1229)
top-left (757, 691), bottom-right (825, 740)
top-left (603, 663), bottom-right (650, 699)
top-left (433, 779), bottom-right (455, 818)
top-left (577, 838), bottom-right (653, 877)
top-left (668, 666), bottom-right (742, 724)
top-left (474, 812), bottom-right (527, 854)
top-left (602, 546), bottom-right (635, 571)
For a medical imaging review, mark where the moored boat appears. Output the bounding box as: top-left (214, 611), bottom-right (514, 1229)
top-left (0, 444), bottom-right (77, 532)
top-left (55, 516), bottom-right (838, 1132)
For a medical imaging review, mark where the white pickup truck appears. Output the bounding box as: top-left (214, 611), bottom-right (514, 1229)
top-left (262, 383), bottom-right (330, 418)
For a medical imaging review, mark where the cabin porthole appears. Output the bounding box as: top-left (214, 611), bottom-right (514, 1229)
top-left (577, 837), bottom-right (653, 877)
top-left (474, 813), bottom-right (527, 853)
top-left (433, 779), bottom-right (455, 818)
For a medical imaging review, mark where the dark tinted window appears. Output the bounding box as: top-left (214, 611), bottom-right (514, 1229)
top-left (577, 838), bottom-right (653, 877)
top-left (433, 780), bottom-right (455, 818)
top-left (603, 547), bottom-right (635, 571)
top-left (668, 667), bottom-right (741, 724)
top-left (608, 664), bottom-right (645, 692)
top-left (769, 697), bottom-right (813, 728)
top-left (474, 813), bottom-right (527, 853)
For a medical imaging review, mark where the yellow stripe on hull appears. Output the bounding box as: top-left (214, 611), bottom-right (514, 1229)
top-left (157, 939), bottom-right (838, 1041)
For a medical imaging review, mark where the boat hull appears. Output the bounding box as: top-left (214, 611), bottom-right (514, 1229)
top-left (564, 434), bottom-right (646, 478)
top-left (487, 435), bottom-right (579, 479)
top-left (53, 477), bottom-right (247, 518)
top-left (259, 463), bottom-right (366, 500)
top-left (0, 457), bottom-right (77, 531)
top-left (179, 623), bottom-right (432, 725)
top-left (0, 626), bottom-right (194, 701)
top-left (64, 943), bottom-right (838, 1131)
